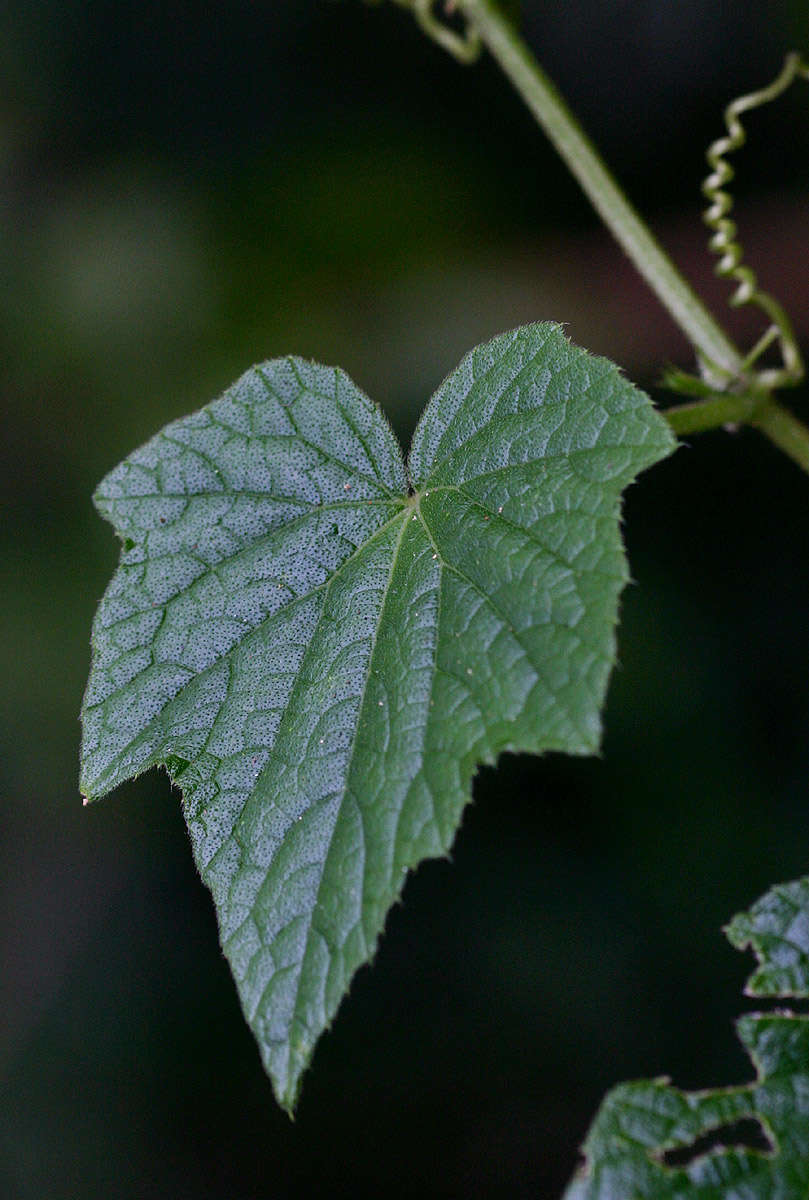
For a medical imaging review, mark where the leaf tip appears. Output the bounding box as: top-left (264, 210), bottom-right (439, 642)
top-left (274, 1074), bottom-right (303, 1120)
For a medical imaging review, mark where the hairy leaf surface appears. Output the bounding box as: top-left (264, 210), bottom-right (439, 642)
top-left (80, 323), bottom-right (674, 1109)
top-left (565, 877), bottom-right (809, 1199)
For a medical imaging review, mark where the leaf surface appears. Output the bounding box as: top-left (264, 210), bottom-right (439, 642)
top-left (565, 877), bottom-right (809, 1199)
top-left (80, 323), bottom-right (674, 1109)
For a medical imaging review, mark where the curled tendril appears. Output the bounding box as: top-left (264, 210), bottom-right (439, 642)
top-left (702, 52), bottom-right (809, 389)
top-left (381, 0), bottom-right (481, 64)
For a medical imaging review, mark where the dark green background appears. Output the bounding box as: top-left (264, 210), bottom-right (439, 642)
top-left (2, 2), bottom-right (809, 1196)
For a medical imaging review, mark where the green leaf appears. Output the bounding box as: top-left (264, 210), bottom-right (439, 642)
top-left (565, 877), bottom-right (809, 1200)
top-left (80, 323), bottom-right (674, 1110)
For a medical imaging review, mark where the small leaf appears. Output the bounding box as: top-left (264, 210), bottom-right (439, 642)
top-left (80, 323), bottom-right (674, 1110)
top-left (725, 876), bottom-right (809, 998)
top-left (565, 876), bottom-right (809, 1199)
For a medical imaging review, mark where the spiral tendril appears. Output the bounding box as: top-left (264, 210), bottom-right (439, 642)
top-left (702, 52), bottom-right (809, 389)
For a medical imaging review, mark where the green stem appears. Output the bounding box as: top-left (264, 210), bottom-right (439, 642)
top-left (455, 0), bottom-right (745, 385)
top-left (396, 1), bottom-right (809, 473)
top-left (664, 393), bottom-right (758, 435)
top-left (753, 401), bottom-right (809, 472)
top-left (662, 392), bottom-right (809, 474)
top-left (446, 0), bottom-right (809, 476)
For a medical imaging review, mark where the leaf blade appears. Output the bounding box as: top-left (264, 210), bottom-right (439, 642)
top-left (80, 359), bottom-right (406, 801)
top-left (80, 324), bottom-right (675, 1108)
top-left (565, 877), bottom-right (809, 1199)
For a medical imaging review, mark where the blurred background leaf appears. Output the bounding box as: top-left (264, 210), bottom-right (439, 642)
top-left (2, 2), bottom-right (809, 1197)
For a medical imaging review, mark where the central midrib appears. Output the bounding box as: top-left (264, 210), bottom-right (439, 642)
top-left (257, 506), bottom-right (416, 1091)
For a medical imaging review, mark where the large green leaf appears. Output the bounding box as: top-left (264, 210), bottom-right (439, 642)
top-left (80, 323), bottom-right (674, 1109)
top-left (565, 877), bottom-right (809, 1199)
